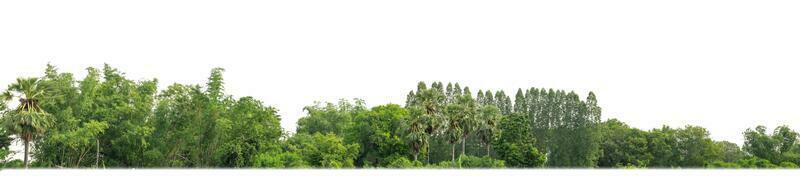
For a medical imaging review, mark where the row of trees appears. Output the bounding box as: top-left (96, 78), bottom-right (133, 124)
top-left (1, 64), bottom-right (799, 168)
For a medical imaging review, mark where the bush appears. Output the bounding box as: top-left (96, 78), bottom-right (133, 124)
top-left (252, 152), bottom-right (309, 168)
top-left (385, 155), bottom-right (414, 168)
top-left (431, 160), bottom-right (459, 168)
top-left (779, 161), bottom-right (798, 168)
top-left (737, 157), bottom-right (778, 168)
top-left (1, 159), bottom-right (23, 168)
top-left (706, 161), bottom-right (741, 168)
top-left (458, 155), bottom-right (505, 168)
top-left (497, 143), bottom-right (545, 167)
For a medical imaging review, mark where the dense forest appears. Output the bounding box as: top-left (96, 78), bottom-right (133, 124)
top-left (1, 64), bottom-right (799, 169)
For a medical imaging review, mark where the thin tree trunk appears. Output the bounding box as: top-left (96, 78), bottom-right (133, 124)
top-left (486, 144), bottom-right (491, 157)
top-left (451, 144), bottom-right (455, 164)
top-left (426, 138), bottom-right (430, 164)
top-left (24, 141), bottom-right (29, 169)
top-left (77, 148), bottom-right (87, 167)
top-left (95, 138), bottom-right (100, 168)
top-left (461, 135), bottom-right (467, 156)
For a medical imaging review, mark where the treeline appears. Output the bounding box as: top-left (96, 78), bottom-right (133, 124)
top-left (1, 64), bottom-right (799, 168)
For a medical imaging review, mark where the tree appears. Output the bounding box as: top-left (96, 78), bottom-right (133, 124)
top-left (446, 93), bottom-right (478, 162)
top-left (443, 101), bottom-right (465, 163)
top-left (286, 133), bottom-right (359, 168)
top-left (494, 113), bottom-right (545, 167)
top-left (404, 106), bottom-right (428, 162)
top-left (716, 141), bottom-right (745, 163)
top-left (743, 125), bottom-right (800, 165)
top-left (31, 64), bottom-right (87, 167)
top-left (597, 119), bottom-right (651, 167)
top-left (405, 81), bottom-right (446, 164)
top-left (541, 91), bottom-right (601, 167)
top-left (512, 89), bottom-right (526, 114)
top-left (475, 105), bottom-right (501, 156)
top-left (94, 64), bottom-right (159, 167)
top-left (645, 125), bottom-right (720, 168)
top-left (674, 125), bottom-right (719, 167)
top-left (1, 77), bottom-right (54, 168)
top-left (217, 96), bottom-right (283, 167)
top-left (148, 84), bottom-right (207, 167)
top-left (494, 91), bottom-right (512, 116)
top-left (48, 120), bottom-right (109, 167)
top-left (347, 104), bottom-right (409, 167)
top-left (297, 99), bottom-right (367, 137)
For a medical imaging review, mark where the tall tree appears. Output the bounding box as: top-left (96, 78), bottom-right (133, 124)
top-left (476, 105), bottom-right (501, 156)
top-left (513, 89), bottom-right (526, 114)
top-left (494, 112), bottom-right (545, 167)
top-left (744, 125), bottom-right (800, 165)
top-left (1, 78), bottom-right (54, 168)
top-left (404, 106), bottom-right (428, 162)
top-left (347, 104), bottom-right (409, 166)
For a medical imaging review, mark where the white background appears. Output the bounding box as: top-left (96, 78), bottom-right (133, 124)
top-left (1, 0), bottom-right (800, 161)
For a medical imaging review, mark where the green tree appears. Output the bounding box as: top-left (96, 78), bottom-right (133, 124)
top-left (1, 77), bottom-right (54, 168)
top-left (347, 104), bottom-right (409, 167)
top-left (475, 105), bottom-right (501, 156)
top-left (743, 125), bottom-right (800, 165)
top-left (715, 141), bottom-right (745, 163)
top-left (404, 106), bottom-right (428, 162)
top-left (512, 89), bottom-right (526, 114)
top-left (674, 125), bottom-right (719, 167)
top-left (597, 119), bottom-right (651, 167)
top-left (494, 113), bottom-right (545, 167)
top-left (297, 99), bottom-right (367, 137)
top-left (405, 81), bottom-right (446, 164)
top-left (286, 133), bottom-right (359, 168)
top-left (217, 96), bottom-right (283, 167)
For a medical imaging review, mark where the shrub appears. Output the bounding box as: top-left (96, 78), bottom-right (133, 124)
top-left (706, 161), bottom-right (741, 168)
top-left (458, 155), bottom-right (505, 168)
top-left (385, 155), bottom-right (414, 168)
top-left (737, 157), bottom-right (778, 168)
top-left (779, 161), bottom-right (798, 168)
top-left (252, 152), bottom-right (309, 168)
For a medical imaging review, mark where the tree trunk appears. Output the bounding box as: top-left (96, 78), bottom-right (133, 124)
top-left (451, 144), bottom-right (455, 164)
top-left (24, 141), bottom-right (29, 169)
top-left (461, 135), bottom-right (467, 156)
top-left (486, 144), bottom-right (491, 157)
top-left (95, 138), bottom-right (100, 168)
top-left (426, 138), bottom-right (430, 164)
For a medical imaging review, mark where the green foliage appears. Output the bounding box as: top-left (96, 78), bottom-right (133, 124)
top-left (597, 119), bottom-right (651, 168)
top-left (494, 113), bottom-right (545, 167)
top-left (706, 161), bottom-right (741, 168)
top-left (2, 77), bottom-right (54, 168)
top-left (458, 155), bottom-right (505, 168)
top-left (737, 157), bottom-right (779, 168)
top-left (384, 155), bottom-right (415, 168)
top-left (347, 104), bottom-right (409, 167)
top-left (716, 141), bottom-right (745, 163)
top-left (297, 99), bottom-right (367, 137)
top-left (744, 126), bottom-right (799, 164)
top-left (5, 64), bottom-right (800, 169)
top-left (286, 133), bottom-right (360, 168)
top-left (646, 125), bottom-right (720, 168)
top-left (252, 151), bottom-right (308, 168)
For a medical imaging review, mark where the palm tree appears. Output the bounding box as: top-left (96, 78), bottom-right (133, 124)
top-left (476, 105), bottom-right (501, 156)
top-left (405, 106), bottom-right (429, 162)
top-left (1, 78), bottom-right (53, 168)
top-left (444, 104), bottom-right (463, 164)
top-left (456, 95), bottom-right (478, 157)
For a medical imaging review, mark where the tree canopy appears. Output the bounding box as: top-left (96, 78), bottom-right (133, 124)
top-left (0, 64), bottom-right (797, 169)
